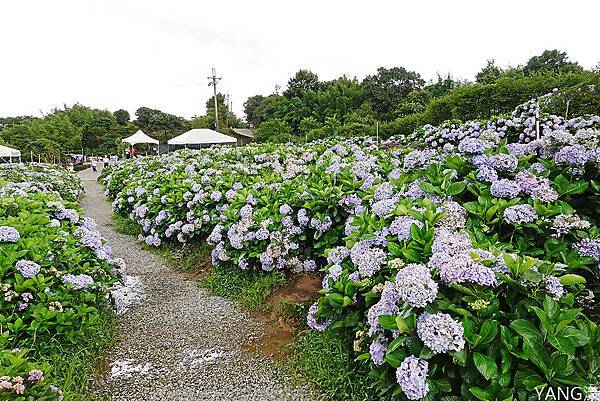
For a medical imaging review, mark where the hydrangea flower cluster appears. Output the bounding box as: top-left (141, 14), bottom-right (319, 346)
top-left (395, 264), bottom-right (438, 308)
top-left (306, 302), bottom-right (331, 331)
top-left (396, 356), bottom-right (429, 400)
top-left (15, 260), bottom-right (41, 278)
top-left (416, 312), bottom-right (465, 354)
top-left (350, 240), bottom-right (386, 278)
top-left (0, 226), bottom-right (20, 243)
top-left (503, 204), bottom-right (538, 225)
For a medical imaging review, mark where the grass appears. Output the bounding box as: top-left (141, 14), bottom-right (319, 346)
top-left (288, 329), bottom-right (376, 401)
top-left (112, 213), bottom-right (141, 236)
top-left (37, 306), bottom-right (117, 400)
top-left (201, 264), bottom-right (287, 311)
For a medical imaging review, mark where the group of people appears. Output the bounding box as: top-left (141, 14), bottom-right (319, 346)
top-left (66, 155), bottom-right (118, 172)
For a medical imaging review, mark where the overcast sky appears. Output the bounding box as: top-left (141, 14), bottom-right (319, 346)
top-left (1, 0), bottom-right (598, 120)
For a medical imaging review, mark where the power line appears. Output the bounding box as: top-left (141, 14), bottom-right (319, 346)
top-left (207, 67), bottom-right (222, 131)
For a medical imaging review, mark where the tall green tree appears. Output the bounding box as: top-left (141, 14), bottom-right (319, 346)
top-left (113, 109), bottom-right (130, 125)
top-left (243, 95), bottom-right (265, 127)
top-left (361, 66), bottom-right (425, 119)
top-left (476, 59), bottom-right (503, 84)
top-left (283, 69), bottom-right (321, 99)
top-left (524, 49), bottom-right (583, 75)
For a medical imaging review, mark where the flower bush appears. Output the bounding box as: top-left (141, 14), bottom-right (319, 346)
top-left (101, 96), bottom-right (600, 399)
top-left (1, 165), bottom-right (123, 399)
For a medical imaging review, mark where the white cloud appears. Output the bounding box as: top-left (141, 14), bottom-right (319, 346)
top-left (1, 0), bottom-right (598, 119)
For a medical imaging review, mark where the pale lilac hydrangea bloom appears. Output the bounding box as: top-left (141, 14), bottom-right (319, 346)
top-left (416, 312), bottom-right (465, 354)
top-left (62, 273), bottom-right (94, 290)
top-left (544, 276), bottom-right (565, 299)
top-left (490, 179), bottom-right (521, 199)
top-left (350, 240), bottom-right (386, 277)
top-left (369, 339), bottom-right (387, 366)
top-left (389, 216), bottom-right (422, 242)
top-left (306, 302), bottom-right (331, 331)
top-left (503, 204), bottom-right (538, 225)
top-left (0, 226), bottom-right (20, 242)
top-left (395, 264), bottom-right (438, 308)
top-left (396, 356), bottom-right (429, 400)
top-left (15, 260), bottom-right (41, 278)
top-left (552, 214), bottom-right (590, 237)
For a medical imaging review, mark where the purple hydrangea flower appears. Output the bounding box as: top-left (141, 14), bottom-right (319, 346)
top-left (0, 226), bottom-right (20, 242)
top-left (416, 312), bottom-right (465, 354)
top-left (544, 276), bottom-right (565, 299)
top-left (395, 264), bottom-right (438, 308)
top-left (389, 216), bottom-right (422, 242)
top-left (350, 240), bottom-right (386, 278)
top-left (554, 144), bottom-right (589, 165)
top-left (279, 204), bottom-right (293, 215)
top-left (15, 260), bottom-right (41, 278)
top-left (476, 166), bottom-right (498, 183)
top-left (396, 356), bottom-right (429, 400)
top-left (490, 179), bottom-right (521, 199)
top-left (369, 339), bottom-right (387, 366)
top-left (574, 238), bottom-right (600, 263)
top-left (489, 153), bottom-right (518, 171)
top-left (62, 273), bottom-right (94, 290)
top-left (307, 302), bottom-right (331, 331)
top-left (503, 204), bottom-right (538, 225)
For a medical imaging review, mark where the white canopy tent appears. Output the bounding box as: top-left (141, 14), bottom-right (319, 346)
top-left (167, 129), bottom-right (236, 147)
top-left (122, 130), bottom-right (159, 146)
top-left (0, 144), bottom-right (21, 163)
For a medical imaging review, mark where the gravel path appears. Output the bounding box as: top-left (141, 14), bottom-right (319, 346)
top-left (79, 167), bottom-right (314, 401)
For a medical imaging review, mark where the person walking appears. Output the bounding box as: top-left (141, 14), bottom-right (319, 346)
top-left (91, 157), bottom-right (98, 173)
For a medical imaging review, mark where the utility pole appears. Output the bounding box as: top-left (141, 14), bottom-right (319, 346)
top-left (207, 67), bottom-right (222, 131)
top-left (225, 91), bottom-right (230, 128)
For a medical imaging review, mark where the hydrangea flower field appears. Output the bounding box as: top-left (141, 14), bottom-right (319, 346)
top-left (0, 164), bottom-right (124, 400)
top-left (102, 99), bottom-right (600, 400)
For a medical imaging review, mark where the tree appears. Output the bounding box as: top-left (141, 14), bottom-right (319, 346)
top-left (476, 60), bottom-right (503, 84)
top-left (113, 109), bottom-right (130, 125)
top-left (361, 67), bottom-right (425, 120)
top-left (134, 107), bottom-right (189, 141)
top-left (283, 69), bottom-right (321, 99)
top-left (524, 49), bottom-right (583, 75)
top-left (255, 119), bottom-right (292, 143)
top-left (243, 95), bottom-right (265, 127)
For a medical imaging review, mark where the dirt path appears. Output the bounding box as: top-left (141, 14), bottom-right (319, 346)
top-left (79, 167), bottom-right (313, 401)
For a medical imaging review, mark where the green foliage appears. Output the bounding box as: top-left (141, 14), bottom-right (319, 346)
top-left (113, 109), bottom-right (130, 125)
top-left (524, 49), bottom-right (583, 75)
top-left (289, 329), bottom-right (376, 401)
top-left (476, 60), bottom-right (503, 85)
top-left (255, 118), bottom-right (293, 143)
top-left (201, 265), bottom-right (286, 310)
top-left (0, 104), bottom-right (132, 160)
top-left (243, 51), bottom-right (598, 143)
top-left (112, 213), bottom-right (142, 236)
top-left (362, 66), bottom-right (425, 120)
top-left (0, 166), bottom-right (121, 399)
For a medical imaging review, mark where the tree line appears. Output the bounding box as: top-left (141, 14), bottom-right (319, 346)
top-left (0, 95), bottom-right (245, 161)
top-left (1, 49), bottom-right (598, 159)
top-left (245, 49), bottom-right (599, 142)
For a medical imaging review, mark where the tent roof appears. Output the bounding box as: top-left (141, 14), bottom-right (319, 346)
top-left (0, 144), bottom-right (21, 157)
top-left (231, 128), bottom-right (255, 139)
top-left (167, 129), bottom-right (236, 145)
top-left (122, 130), bottom-right (159, 145)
